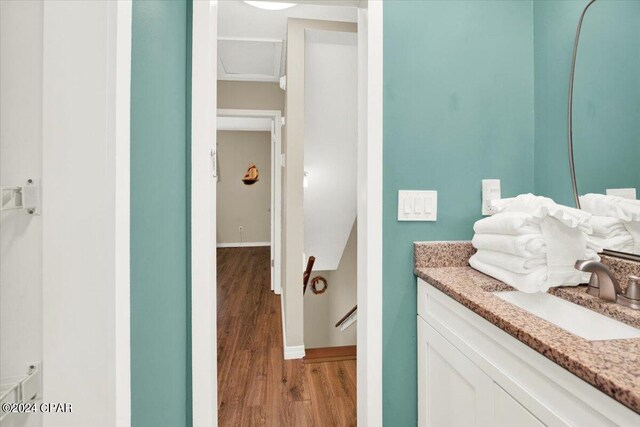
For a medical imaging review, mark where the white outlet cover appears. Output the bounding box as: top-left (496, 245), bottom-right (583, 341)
top-left (482, 179), bottom-right (501, 216)
top-left (606, 188), bottom-right (636, 200)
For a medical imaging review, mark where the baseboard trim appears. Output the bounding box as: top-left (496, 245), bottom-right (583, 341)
top-left (280, 294), bottom-right (287, 349)
top-left (303, 345), bottom-right (357, 363)
top-left (216, 241), bottom-right (270, 248)
top-left (284, 345), bottom-right (306, 360)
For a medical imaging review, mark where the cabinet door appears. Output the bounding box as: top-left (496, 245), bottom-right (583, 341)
top-left (494, 383), bottom-right (545, 427)
top-left (418, 317), bottom-right (494, 427)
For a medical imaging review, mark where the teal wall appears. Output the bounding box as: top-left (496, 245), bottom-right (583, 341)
top-left (532, 0), bottom-right (577, 206)
top-left (534, 0), bottom-right (640, 205)
top-left (131, 1), bottom-right (192, 426)
top-left (383, 1), bottom-right (535, 424)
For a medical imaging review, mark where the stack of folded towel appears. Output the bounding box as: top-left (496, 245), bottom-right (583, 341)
top-left (587, 215), bottom-right (633, 253)
top-left (580, 193), bottom-right (640, 253)
top-left (470, 194), bottom-right (598, 293)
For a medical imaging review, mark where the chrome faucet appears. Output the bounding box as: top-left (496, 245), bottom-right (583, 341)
top-left (575, 260), bottom-right (640, 309)
top-left (575, 260), bottom-right (621, 302)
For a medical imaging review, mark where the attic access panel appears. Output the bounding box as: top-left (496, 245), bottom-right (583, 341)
top-left (217, 37), bottom-right (284, 82)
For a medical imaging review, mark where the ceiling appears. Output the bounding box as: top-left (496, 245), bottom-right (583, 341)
top-left (217, 0), bottom-right (357, 82)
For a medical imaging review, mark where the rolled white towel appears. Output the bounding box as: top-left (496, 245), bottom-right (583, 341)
top-left (490, 193), bottom-right (592, 234)
top-left (589, 215), bottom-right (627, 237)
top-left (580, 193), bottom-right (640, 222)
top-left (473, 212), bottom-right (541, 236)
top-left (472, 249), bottom-right (545, 274)
top-left (472, 233), bottom-right (545, 257)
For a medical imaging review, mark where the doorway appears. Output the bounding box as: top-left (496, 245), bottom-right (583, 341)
top-left (190, 1), bottom-right (383, 426)
top-left (217, 108), bottom-right (282, 294)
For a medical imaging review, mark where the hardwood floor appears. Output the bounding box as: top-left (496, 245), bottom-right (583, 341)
top-left (217, 247), bottom-right (357, 427)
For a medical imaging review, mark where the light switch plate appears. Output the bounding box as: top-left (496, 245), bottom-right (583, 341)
top-left (606, 188), bottom-right (636, 199)
top-left (398, 190), bottom-right (437, 221)
top-left (482, 179), bottom-right (501, 216)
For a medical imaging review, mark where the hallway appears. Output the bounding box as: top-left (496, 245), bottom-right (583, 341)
top-left (217, 247), bottom-right (357, 426)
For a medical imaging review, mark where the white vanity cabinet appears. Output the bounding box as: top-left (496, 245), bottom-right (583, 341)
top-left (417, 278), bottom-right (640, 427)
top-left (418, 318), bottom-right (543, 427)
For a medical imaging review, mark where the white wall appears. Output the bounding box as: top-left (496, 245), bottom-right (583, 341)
top-left (217, 81), bottom-right (284, 111)
top-left (41, 1), bottom-right (131, 426)
top-left (284, 18), bottom-right (357, 353)
top-left (0, 2), bottom-right (44, 426)
top-left (303, 29), bottom-right (358, 271)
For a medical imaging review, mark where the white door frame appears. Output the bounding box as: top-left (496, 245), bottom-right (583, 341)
top-left (357, 3), bottom-right (383, 426)
top-left (216, 108), bottom-right (283, 295)
top-left (191, 1), bottom-right (383, 426)
top-left (191, 1), bottom-right (218, 426)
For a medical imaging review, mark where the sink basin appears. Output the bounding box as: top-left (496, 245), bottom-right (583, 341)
top-left (493, 291), bottom-right (640, 341)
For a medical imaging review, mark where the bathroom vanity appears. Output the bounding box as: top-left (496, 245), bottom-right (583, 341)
top-left (415, 242), bottom-right (640, 427)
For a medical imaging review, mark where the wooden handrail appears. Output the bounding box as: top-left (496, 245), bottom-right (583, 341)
top-left (302, 256), bottom-right (315, 295)
top-left (335, 304), bottom-right (357, 328)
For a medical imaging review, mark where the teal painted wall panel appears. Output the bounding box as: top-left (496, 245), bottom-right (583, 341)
top-left (131, 1), bottom-right (190, 426)
top-left (532, 0), bottom-right (577, 206)
top-left (383, 1), bottom-right (535, 424)
top-left (533, 0), bottom-right (640, 204)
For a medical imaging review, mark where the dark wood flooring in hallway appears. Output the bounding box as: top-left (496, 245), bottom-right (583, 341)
top-left (217, 246), bottom-right (357, 427)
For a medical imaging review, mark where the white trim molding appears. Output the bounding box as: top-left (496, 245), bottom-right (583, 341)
top-left (216, 241), bottom-right (270, 248)
top-left (191, 1), bottom-right (218, 426)
top-left (284, 345), bottom-right (306, 360)
top-left (112, 1), bottom-right (132, 424)
top-left (357, 3), bottom-right (383, 426)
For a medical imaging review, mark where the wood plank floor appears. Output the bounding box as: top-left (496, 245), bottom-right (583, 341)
top-left (217, 247), bottom-right (357, 427)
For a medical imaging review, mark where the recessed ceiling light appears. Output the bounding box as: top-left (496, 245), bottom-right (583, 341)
top-left (244, 1), bottom-right (297, 11)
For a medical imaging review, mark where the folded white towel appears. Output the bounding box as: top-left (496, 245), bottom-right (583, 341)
top-left (589, 215), bottom-right (627, 237)
top-left (469, 257), bottom-right (547, 293)
top-left (580, 193), bottom-right (640, 222)
top-left (539, 219), bottom-right (598, 285)
top-left (587, 234), bottom-right (633, 253)
top-left (491, 193), bottom-right (592, 234)
top-left (472, 233), bottom-right (545, 257)
top-left (585, 247), bottom-right (601, 260)
top-left (473, 212), bottom-right (541, 236)
top-left (623, 221), bottom-right (640, 253)
top-left (471, 208), bottom-right (600, 292)
top-left (590, 232), bottom-right (631, 255)
top-left (470, 257), bottom-right (589, 293)
top-left (472, 249), bottom-right (545, 274)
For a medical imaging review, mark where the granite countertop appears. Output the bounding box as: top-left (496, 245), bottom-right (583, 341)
top-left (414, 242), bottom-right (640, 414)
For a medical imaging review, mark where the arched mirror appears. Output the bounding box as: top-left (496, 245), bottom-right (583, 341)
top-left (569, 0), bottom-right (640, 257)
